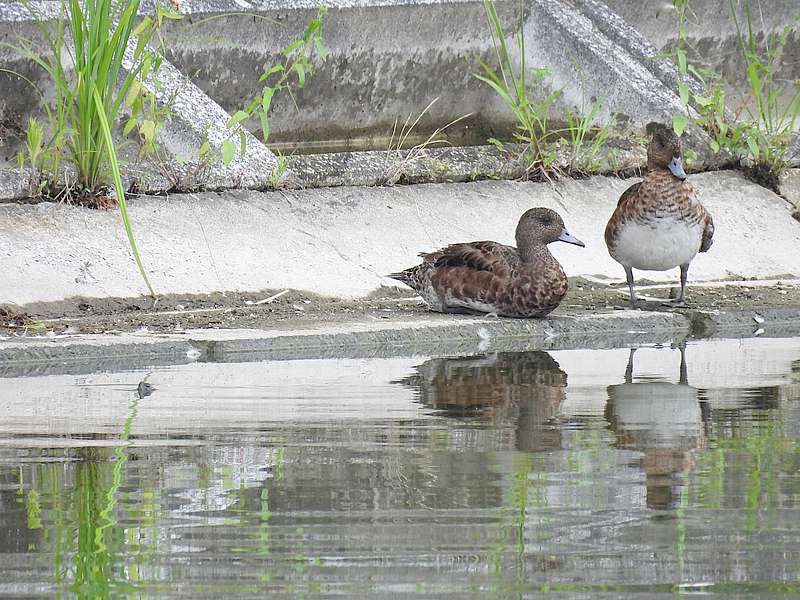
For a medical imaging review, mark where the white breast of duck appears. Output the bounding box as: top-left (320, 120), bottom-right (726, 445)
top-left (609, 170), bottom-right (708, 272)
top-left (612, 213), bottom-right (704, 271)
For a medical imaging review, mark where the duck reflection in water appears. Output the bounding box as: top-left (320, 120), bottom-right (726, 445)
top-left (396, 351), bottom-right (567, 452)
top-left (605, 342), bottom-right (710, 510)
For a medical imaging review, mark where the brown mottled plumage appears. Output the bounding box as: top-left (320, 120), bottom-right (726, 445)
top-left (389, 208), bottom-right (584, 318)
top-left (393, 351), bottom-right (567, 451)
top-left (605, 122), bottom-right (714, 307)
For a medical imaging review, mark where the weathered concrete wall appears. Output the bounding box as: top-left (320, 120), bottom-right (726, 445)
top-left (603, 0), bottom-right (800, 105)
top-left (0, 171), bottom-right (798, 305)
top-left (159, 1), bottom-right (520, 152)
top-left (0, 0), bottom-right (702, 166)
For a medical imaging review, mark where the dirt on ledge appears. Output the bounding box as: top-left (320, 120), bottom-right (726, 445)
top-left (2, 278), bottom-right (800, 337)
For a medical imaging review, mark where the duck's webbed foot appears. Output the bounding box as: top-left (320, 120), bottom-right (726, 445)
top-left (662, 264), bottom-right (690, 308)
top-left (662, 297), bottom-right (689, 308)
top-left (628, 297), bottom-right (646, 310)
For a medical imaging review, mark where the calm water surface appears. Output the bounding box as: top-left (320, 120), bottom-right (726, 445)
top-left (2, 337), bottom-right (800, 598)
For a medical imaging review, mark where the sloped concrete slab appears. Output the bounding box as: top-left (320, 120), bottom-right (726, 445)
top-left (0, 171), bottom-right (798, 305)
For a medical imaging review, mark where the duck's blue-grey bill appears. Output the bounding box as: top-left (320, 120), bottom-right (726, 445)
top-left (669, 155), bottom-right (687, 179)
top-left (558, 229), bottom-right (585, 247)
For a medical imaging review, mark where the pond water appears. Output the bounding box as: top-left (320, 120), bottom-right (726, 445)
top-left (1, 336), bottom-right (800, 598)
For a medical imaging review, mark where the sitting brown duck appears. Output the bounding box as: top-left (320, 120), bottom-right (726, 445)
top-left (605, 122), bottom-right (714, 307)
top-left (389, 207), bottom-right (584, 318)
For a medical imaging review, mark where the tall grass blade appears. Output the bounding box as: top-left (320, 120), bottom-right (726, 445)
top-left (92, 87), bottom-right (156, 298)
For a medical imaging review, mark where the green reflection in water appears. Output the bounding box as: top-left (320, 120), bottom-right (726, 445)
top-left (19, 384), bottom-right (143, 598)
top-left (487, 453), bottom-right (532, 597)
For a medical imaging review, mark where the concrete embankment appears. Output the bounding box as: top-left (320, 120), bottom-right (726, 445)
top-left (1, 168), bottom-right (799, 371)
top-left (1, 171), bottom-right (799, 305)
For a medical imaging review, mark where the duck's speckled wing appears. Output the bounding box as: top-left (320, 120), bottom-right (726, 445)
top-left (616, 182), bottom-right (642, 208)
top-left (700, 210), bottom-right (714, 252)
top-left (605, 182), bottom-right (642, 247)
top-left (430, 257), bottom-right (568, 318)
top-left (423, 241), bottom-right (518, 273)
top-left (388, 241), bottom-right (517, 310)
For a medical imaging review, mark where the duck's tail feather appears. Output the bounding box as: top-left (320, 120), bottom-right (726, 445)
top-left (387, 270), bottom-right (414, 286)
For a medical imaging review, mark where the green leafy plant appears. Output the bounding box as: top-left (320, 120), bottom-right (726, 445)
top-left (220, 6), bottom-right (327, 166)
top-left (667, 0), bottom-right (749, 158)
top-left (15, 117), bottom-right (58, 195)
top-left (267, 150), bottom-right (290, 189)
top-left (475, 0), bottom-right (561, 178)
top-left (476, 0), bottom-right (613, 179)
top-left (562, 63), bottom-right (616, 174)
top-left (731, 0), bottom-right (800, 177)
top-left (667, 0), bottom-right (799, 183)
top-left (6, 0), bottom-right (182, 297)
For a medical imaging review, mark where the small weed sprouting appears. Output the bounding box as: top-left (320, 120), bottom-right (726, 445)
top-left (382, 97), bottom-right (472, 185)
top-left (267, 150), bottom-right (290, 189)
top-left (667, 0), bottom-right (799, 188)
top-left (15, 117), bottom-right (60, 197)
top-left (218, 7), bottom-right (328, 167)
top-left (562, 62), bottom-right (616, 175)
top-left (731, 0), bottom-right (800, 183)
top-left (476, 0), bottom-right (615, 180)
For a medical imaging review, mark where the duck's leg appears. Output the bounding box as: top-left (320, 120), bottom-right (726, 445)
top-left (624, 347), bottom-right (636, 384)
top-left (677, 339), bottom-right (688, 385)
top-left (663, 264), bottom-right (689, 307)
top-left (624, 266), bottom-right (640, 308)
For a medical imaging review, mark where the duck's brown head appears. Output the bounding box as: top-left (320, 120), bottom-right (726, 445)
top-left (645, 122), bottom-right (687, 179)
top-left (516, 208), bottom-right (585, 258)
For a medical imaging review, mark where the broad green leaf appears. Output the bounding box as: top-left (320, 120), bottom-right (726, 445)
top-left (132, 16), bottom-right (152, 37)
top-left (678, 81), bottom-right (689, 106)
top-left (282, 39), bottom-right (304, 56)
top-left (673, 113), bottom-right (689, 136)
top-left (262, 87), bottom-right (275, 113)
top-left (226, 110), bottom-right (250, 128)
top-left (259, 111), bottom-right (270, 143)
top-left (314, 37), bottom-right (328, 60)
top-left (304, 19), bottom-right (320, 38)
top-left (246, 97), bottom-right (260, 114)
top-left (693, 94), bottom-right (713, 108)
top-left (125, 80), bottom-right (143, 107)
top-left (258, 63), bottom-right (284, 83)
top-left (123, 117), bottom-right (137, 136)
top-left (676, 48), bottom-right (687, 74)
top-left (198, 140), bottom-right (211, 159)
top-left (294, 62), bottom-right (305, 87)
top-left (140, 119), bottom-right (156, 142)
top-left (222, 139), bottom-right (236, 165)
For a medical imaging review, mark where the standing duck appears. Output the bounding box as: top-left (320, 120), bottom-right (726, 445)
top-left (389, 207), bottom-right (584, 318)
top-left (605, 122), bottom-right (714, 307)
